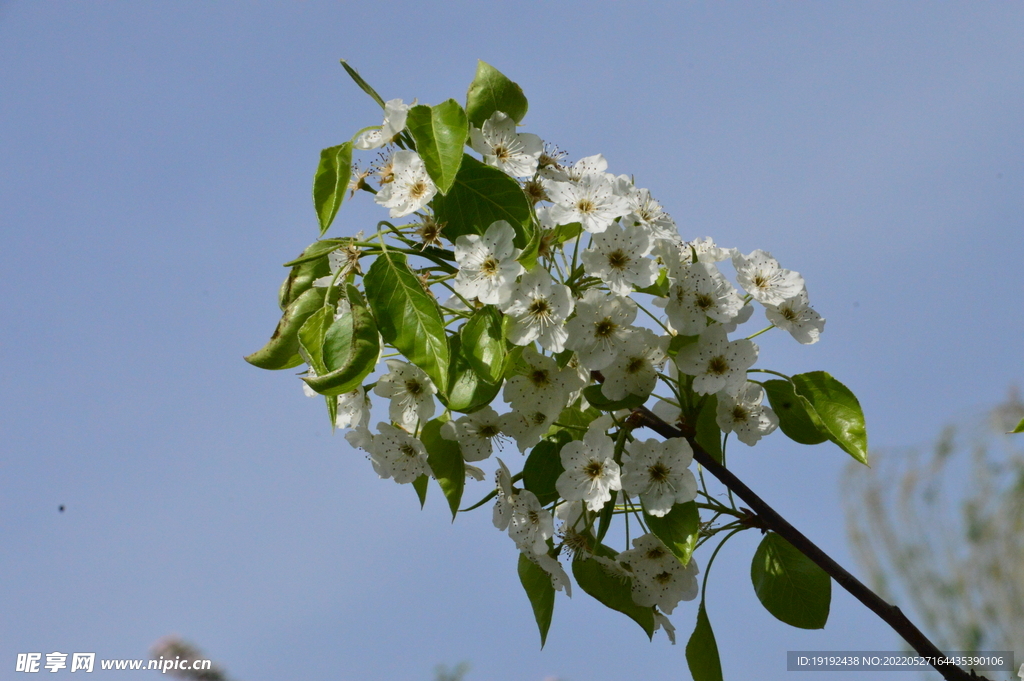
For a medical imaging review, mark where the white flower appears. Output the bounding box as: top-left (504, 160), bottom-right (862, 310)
top-left (732, 249), bottom-right (805, 306)
top-left (565, 290), bottom-right (637, 370)
top-left (580, 220), bottom-right (658, 296)
top-left (469, 111), bottom-right (543, 177)
top-left (373, 359), bottom-right (436, 430)
top-left (556, 421), bottom-right (622, 512)
top-left (539, 153), bottom-right (609, 182)
top-left (440, 406), bottom-right (504, 462)
top-left (719, 301), bottom-right (754, 333)
top-left (617, 534), bottom-right (699, 614)
top-left (493, 459), bottom-right (515, 530)
top-left (659, 262), bottom-right (744, 335)
top-left (502, 268), bottom-right (574, 352)
top-left (354, 98), bottom-right (413, 150)
top-left (764, 290), bottom-right (825, 344)
top-left (621, 438), bottom-right (697, 517)
top-left (346, 422), bottom-right (430, 484)
top-left (600, 329), bottom-right (668, 401)
top-left (674, 325), bottom-right (758, 395)
top-left (622, 188), bottom-right (677, 242)
top-left (715, 381), bottom-right (779, 446)
top-left (545, 174), bottom-right (631, 233)
top-left (502, 346), bottom-right (580, 413)
top-left (335, 387), bottom-right (371, 430)
top-left (653, 611), bottom-right (677, 645)
top-left (452, 220), bottom-right (524, 306)
top-left (687, 237), bottom-right (732, 263)
top-left (374, 150), bottom-right (437, 218)
top-left (509, 490), bottom-right (555, 555)
top-left (522, 550), bottom-right (572, 595)
top-left (499, 395), bottom-right (565, 453)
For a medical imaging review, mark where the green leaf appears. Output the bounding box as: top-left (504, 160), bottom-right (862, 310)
top-left (518, 553), bottom-right (556, 648)
top-left (686, 602), bottom-right (723, 681)
top-left (791, 372), bottom-right (868, 465)
top-left (325, 394), bottom-right (338, 430)
top-left (432, 155), bottom-right (532, 248)
top-left (751, 532), bottom-right (831, 629)
top-left (340, 60), bottom-right (386, 109)
top-left (282, 239), bottom-right (348, 267)
top-left (364, 250), bottom-right (450, 394)
top-left (245, 286), bottom-right (328, 370)
top-left (304, 286), bottom-right (380, 396)
top-left (465, 60), bottom-right (528, 128)
top-left (405, 100), bottom-right (468, 195)
top-left (1011, 417), bottom-right (1024, 434)
top-left (644, 501), bottom-right (700, 566)
top-left (278, 251), bottom-right (332, 310)
top-left (763, 379), bottom-right (830, 446)
top-left (667, 334), bottom-right (699, 358)
top-left (313, 143), bottom-right (352, 236)
top-left (412, 474), bottom-right (428, 509)
top-left (460, 307), bottom-right (505, 384)
top-left (523, 430), bottom-right (572, 506)
top-left (572, 546), bottom-right (655, 639)
top-left (695, 394), bottom-right (723, 464)
top-left (297, 305), bottom-right (334, 375)
top-left (582, 385), bottom-right (647, 411)
top-left (420, 419), bottom-right (465, 520)
top-left (442, 333), bottom-right (502, 413)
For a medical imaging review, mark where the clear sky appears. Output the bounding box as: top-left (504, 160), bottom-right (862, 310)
top-left (2, 3), bottom-right (1022, 680)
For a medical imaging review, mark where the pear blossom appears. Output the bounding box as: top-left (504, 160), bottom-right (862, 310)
top-left (502, 346), bottom-right (581, 413)
top-left (617, 533), bottom-right (699, 614)
top-left (556, 420), bottom-right (622, 512)
top-left (732, 249), bottom-right (805, 306)
top-left (499, 395), bottom-right (565, 453)
top-left (621, 438), bottom-right (698, 517)
top-left (719, 301), bottom-right (755, 333)
top-left (346, 422), bottom-right (430, 484)
top-left (508, 490), bottom-right (554, 555)
top-left (335, 387), bottom-right (371, 430)
top-left (600, 329), bottom-right (668, 401)
top-left (374, 150), bottom-right (437, 218)
top-left (622, 188), bottom-right (677, 242)
top-left (539, 152), bottom-right (609, 182)
top-left (659, 262), bottom-right (745, 335)
top-left (469, 111), bottom-right (543, 177)
top-left (522, 550), bottom-right (572, 595)
top-left (715, 381), bottom-right (779, 446)
top-left (545, 173), bottom-right (630, 233)
top-left (764, 290), bottom-right (825, 344)
top-left (452, 220), bottom-right (523, 306)
top-left (354, 98), bottom-right (413, 149)
top-left (440, 407), bottom-right (504, 462)
top-left (492, 459), bottom-right (515, 530)
top-left (373, 359), bottom-right (436, 430)
top-left (565, 289), bottom-right (638, 370)
top-left (580, 221), bottom-right (658, 296)
top-left (653, 611), bottom-right (677, 645)
top-left (502, 268), bottom-right (574, 352)
top-left (674, 325), bottom-right (758, 395)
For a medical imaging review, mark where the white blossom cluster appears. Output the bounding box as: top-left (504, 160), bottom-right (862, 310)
top-left (300, 102), bottom-right (827, 632)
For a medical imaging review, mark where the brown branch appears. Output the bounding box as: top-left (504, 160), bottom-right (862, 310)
top-left (630, 405), bottom-right (992, 681)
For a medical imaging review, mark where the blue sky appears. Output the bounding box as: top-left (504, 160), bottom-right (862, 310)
top-left (2, 3), bottom-right (1022, 680)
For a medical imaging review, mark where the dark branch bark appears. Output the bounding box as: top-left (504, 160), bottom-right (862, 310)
top-left (630, 406), bottom-right (992, 681)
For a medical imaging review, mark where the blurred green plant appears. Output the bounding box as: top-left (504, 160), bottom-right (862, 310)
top-left (843, 390), bottom-right (1024, 656)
